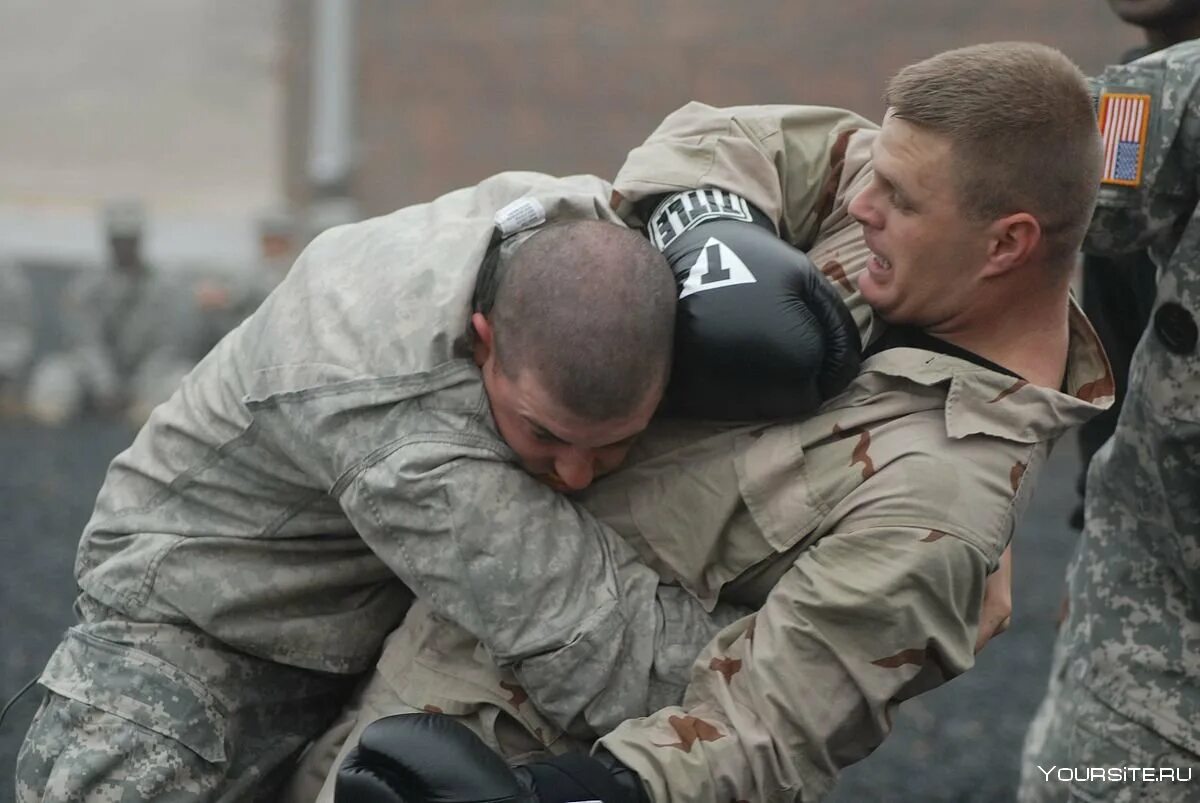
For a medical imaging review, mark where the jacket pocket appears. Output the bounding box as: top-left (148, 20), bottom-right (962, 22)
top-left (627, 429), bottom-right (774, 607)
top-left (735, 423), bottom-right (825, 553)
top-left (376, 601), bottom-right (566, 750)
top-left (39, 628), bottom-right (228, 764)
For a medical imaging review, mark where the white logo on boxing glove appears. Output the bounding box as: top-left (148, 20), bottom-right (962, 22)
top-left (649, 189), bottom-right (754, 250)
top-left (678, 237), bottom-right (757, 299)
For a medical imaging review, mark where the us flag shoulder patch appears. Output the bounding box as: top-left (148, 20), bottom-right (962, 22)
top-left (1097, 92), bottom-right (1151, 187)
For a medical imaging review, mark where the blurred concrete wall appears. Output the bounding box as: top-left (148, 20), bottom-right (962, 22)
top-left (0, 0), bottom-right (282, 218)
top-left (0, 0), bottom-right (283, 269)
top-left (284, 0), bottom-right (1140, 217)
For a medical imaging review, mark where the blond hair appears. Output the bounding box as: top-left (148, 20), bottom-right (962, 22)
top-left (885, 42), bottom-right (1102, 264)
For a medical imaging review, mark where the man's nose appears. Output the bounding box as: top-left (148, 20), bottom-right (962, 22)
top-left (848, 188), bottom-right (877, 227)
top-left (554, 449), bottom-right (596, 491)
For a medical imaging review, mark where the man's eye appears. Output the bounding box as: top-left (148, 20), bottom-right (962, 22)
top-left (597, 436), bottom-right (637, 454)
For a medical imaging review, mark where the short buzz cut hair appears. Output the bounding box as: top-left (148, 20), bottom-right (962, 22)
top-left (885, 42), bottom-right (1103, 264)
top-left (488, 219), bottom-right (676, 421)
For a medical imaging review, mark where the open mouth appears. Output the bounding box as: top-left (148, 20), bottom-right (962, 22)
top-left (868, 252), bottom-right (893, 274)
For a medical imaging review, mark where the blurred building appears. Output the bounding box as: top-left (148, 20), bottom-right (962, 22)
top-left (282, 0), bottom-right (1139, 218)
top-left (0, 0), bottom-right (1144, 422)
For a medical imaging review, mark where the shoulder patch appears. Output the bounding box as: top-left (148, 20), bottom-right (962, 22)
top-left (648, 188), bottom-right (753, 251)
top-left (1097, 92), bottom-right (1151, 187)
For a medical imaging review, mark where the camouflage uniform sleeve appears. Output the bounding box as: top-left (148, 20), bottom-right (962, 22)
top-left (339, 435), bottom-right (749, 735)
top-left (596, 524), bottom-right (988, 803)
top-left (613, 103), bottom-right (877, 248)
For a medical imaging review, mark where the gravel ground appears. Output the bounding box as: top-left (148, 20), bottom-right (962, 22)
top-left (0, 417), bottom-right (1083, 802)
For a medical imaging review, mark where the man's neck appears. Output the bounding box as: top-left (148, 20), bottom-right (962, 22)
top-left (1145, 25), bottom-right (1200, 51)
top-left (927, 289), bottom-right (1072, 389)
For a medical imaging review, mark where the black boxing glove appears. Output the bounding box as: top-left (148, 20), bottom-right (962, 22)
top-left (335, 713), bottom-right (521, 803)
top-left (335, 713), bottom-right (647, 803)
top-left (648, 188), bottom-right (862, 420)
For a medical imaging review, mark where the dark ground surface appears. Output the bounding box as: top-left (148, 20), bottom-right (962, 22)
top-left (0, 417), bottom-right (1083, 802)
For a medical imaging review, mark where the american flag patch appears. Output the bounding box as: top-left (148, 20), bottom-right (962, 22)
top-left (1097, 92), bottom-right (1151, 187)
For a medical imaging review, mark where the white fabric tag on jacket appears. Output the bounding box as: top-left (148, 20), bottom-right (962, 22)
top-left (494, 197), bottom-right (547, 237)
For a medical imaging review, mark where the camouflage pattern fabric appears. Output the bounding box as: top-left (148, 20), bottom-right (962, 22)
top-left (17, 600), bottom-right (352, 803)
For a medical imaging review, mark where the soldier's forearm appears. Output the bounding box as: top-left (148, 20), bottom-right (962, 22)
top-left (598, 528), bottom-right (988, 803)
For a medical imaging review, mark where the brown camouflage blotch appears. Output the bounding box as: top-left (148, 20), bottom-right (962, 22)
top-left (831, 424), bottom-right (876, 480)
top-left (1011, 462), bottom-right (1027, 493)
top-left (921, 530), bottom-right (947, 543)
top-left (988, 379), bottom-right (1028, 404)
top-left (1076, 373), bottom-right (1116, 403)
top-left (709, 656), bottom-right (743, 685)
top-left (423, 704), bottom-right (443, 714)
top-left (851, 430), bottom-right (876, 480)
top-left (814, 129), bottom-right (856, 225)
top-left (820, 259), bottom-right (855, 294)
top-left (656, 715), bottom-right (726, 752)
top-left (499, 680), bottom-right (528, 707)
top-left (872, 644), bottom-right (952, 682)
top-left (871, 648), bottom-right (928, 669)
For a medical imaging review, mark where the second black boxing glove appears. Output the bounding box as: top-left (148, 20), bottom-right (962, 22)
top-left (336, 713), bottom-right (647, 803)
top-left (648, 188), bottom-right (862, 420)
top-left (336, 713), bottom-right (526, 803)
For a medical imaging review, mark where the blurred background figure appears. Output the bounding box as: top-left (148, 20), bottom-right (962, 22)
top-left (186, 208), bottom-right (299, 397)
top-left (256, 207), bottom-right (299, 280)
top-left (0, 259), bottom-right (35, 417)
top-left (125, 212), bottom-right (303, 425)
top-left (25, 200), bottom-right (153, 425)
top-left (1072, 0), bottom-right (1200, 530)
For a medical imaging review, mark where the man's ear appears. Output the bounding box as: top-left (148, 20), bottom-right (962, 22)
top-left (471, 312), bottom-right (494, 368)
top-left (982, 212), bottom-right (1041, 278)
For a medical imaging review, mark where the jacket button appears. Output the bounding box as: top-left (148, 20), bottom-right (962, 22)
top-left (1154, 302), bottom-right (1198, 355)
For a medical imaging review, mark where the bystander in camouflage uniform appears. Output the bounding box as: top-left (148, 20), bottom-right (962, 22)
top-left (194, 209), bottom-right (297, 346)
top-left (125, 211), bottom-right (301, 426)
top-left (122, 268), bottom-right (230, 427)
top-left (1019, 39), bottom-right (1200, 803)
top-left (25, 200), bottom-right (156, 424)
top-left (15, 173), bottom-right (742, 801)
top-left (288, 102), bottom-right (1114, 803)
top-left (0, 257), bottom-right (35, 416)
top-left (24, 201), bottom-right (222, 427)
